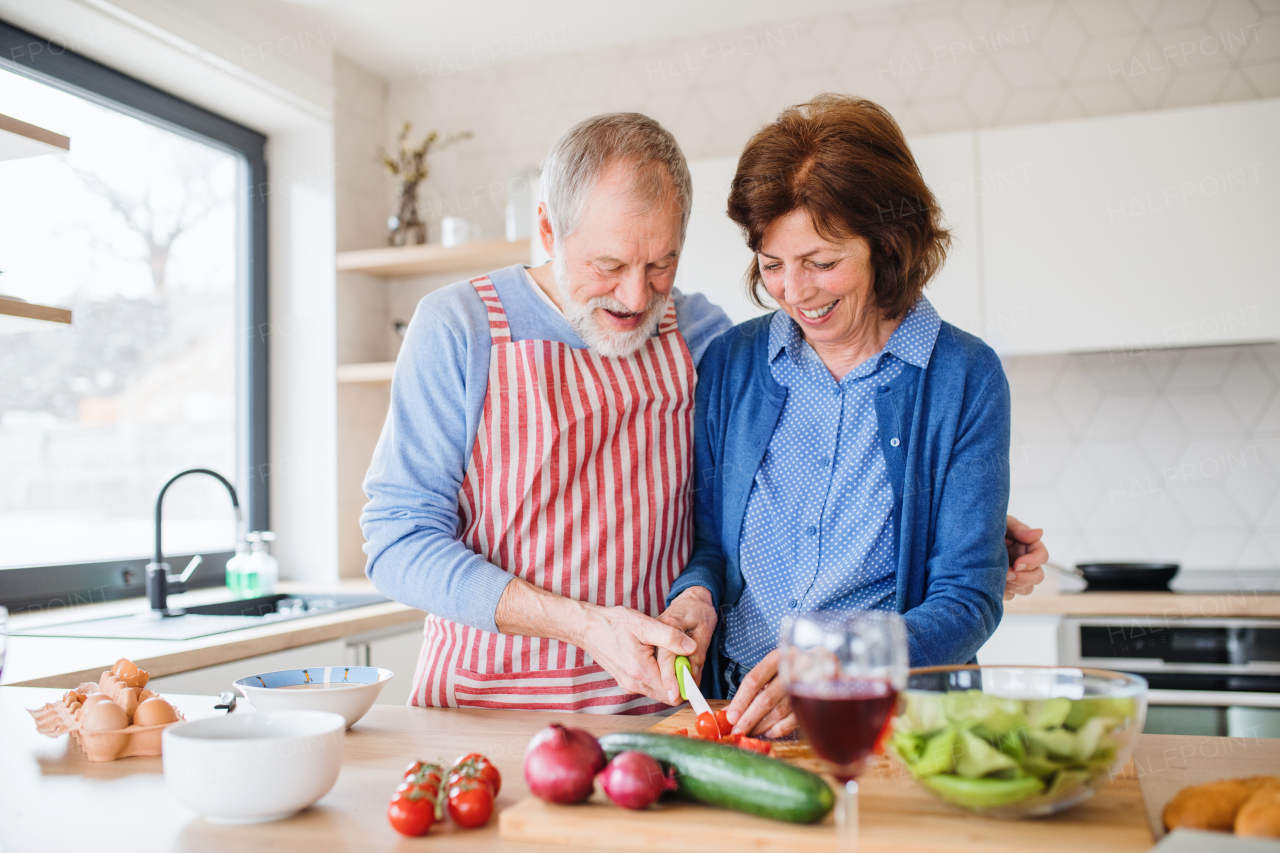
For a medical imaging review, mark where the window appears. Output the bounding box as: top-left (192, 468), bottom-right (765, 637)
top-left (0, 20), bottom-right (267, 611)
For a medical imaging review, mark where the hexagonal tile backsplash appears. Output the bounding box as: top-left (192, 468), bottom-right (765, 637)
top-left (1006, 344), bottom-right (1280, 571)
top-left (379, 0), bottom-right (1280, 575)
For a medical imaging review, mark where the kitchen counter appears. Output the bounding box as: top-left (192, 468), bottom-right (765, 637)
top-left (1, 686), bottom-right (650, 853)
top-left (1004, 587), bottom-right (1280, 619)
top-left (1, 685), bottom-right (1220, 853)
top-left (3, 580), bottom-right (424, 688)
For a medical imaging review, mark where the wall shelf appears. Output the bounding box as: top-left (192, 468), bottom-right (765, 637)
top-left (0, 296), bottom-right (72, 326)
top-left (0, 112), bottom-right (70, 162)
top-left (337, 361), bottom-right (395, 384)
top-left (336, 238), bottom-right (529, 278)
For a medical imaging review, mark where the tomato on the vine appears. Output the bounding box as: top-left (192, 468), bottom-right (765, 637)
top-left (451, 753), bottom-right (502, 797)
top-left (404, 760), bottom-right (443, 789)
top-left (447, 779), bottom-right (494, 829)
top-left (387, 785), bottom-right (436, 836)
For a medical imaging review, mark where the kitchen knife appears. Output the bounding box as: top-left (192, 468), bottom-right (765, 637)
top-left (674, 655), bottom-right (713, 718)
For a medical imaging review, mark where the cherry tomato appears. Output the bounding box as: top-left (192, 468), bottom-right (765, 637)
top-left (720, 732), bottom-right (742, 746)
top-left (738, 736), bottom-right (772, 755)
top-left (695, 712), bottom-right (720, 739)
top-left (405, 760), bottom-right (443, 786)
top-left (451, 753), bottom-right (502, 797)
top-left (714, 709), bottom-right (733, 737)
top-left (447, 779), bottom-right (494, 829)
top-left (388, 786), bottom-right (436, 836)
top-left (675, 727), bottom-right (689, 737)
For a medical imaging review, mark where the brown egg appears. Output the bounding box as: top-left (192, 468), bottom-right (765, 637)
top-left (121, 669), bottom-right (149, 689)
top-left (80, 693), bottom-right (115, 712)
top-left (133, 697), bottom-right (178, 727)
top-left (113, 658), bottom-right (138, 678)
top-left (81, 699), bottom-right (129, 731)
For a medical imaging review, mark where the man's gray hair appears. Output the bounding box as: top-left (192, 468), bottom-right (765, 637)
top-left (540, 112), bottom-right (692, 246)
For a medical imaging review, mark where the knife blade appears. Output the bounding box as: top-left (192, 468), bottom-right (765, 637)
top-left (675, 655), bottom-right (713, 718)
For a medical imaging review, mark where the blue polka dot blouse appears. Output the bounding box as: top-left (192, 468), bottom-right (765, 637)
top-left (722, 298), bottom-right (943, 672)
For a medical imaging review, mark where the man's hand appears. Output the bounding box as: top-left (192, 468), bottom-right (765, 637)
top-left (723, 649), bottom-right (796, 738)
top-left (493, 579), bottom-right (695, 706)
top-left (576, 604), bottom-right (696, 705)
top-left (1005, 514), bottom-right (1048, 601)
top-left (656, 586), bottom-right (718, 704)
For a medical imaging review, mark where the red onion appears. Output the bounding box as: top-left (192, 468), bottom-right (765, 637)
top-left (523, 724), bottom-right (606, 804)
top-left (597, 751), bottom-right (677, 810)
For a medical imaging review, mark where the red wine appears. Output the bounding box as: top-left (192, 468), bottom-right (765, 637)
top-left (791, 679), bottom-right (899, 773)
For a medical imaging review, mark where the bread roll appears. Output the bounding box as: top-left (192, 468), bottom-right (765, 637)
top-left (1236, 784), bottom-right (1280, 838)
top-left (1164, 779), bottom-right (1263, 831)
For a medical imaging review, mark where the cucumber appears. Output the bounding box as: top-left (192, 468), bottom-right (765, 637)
top-left (599, 732), bottom-right (834, 824)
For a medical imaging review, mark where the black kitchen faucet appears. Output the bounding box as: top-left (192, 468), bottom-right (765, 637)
top-left (147, 468), bottom-right (241, 615)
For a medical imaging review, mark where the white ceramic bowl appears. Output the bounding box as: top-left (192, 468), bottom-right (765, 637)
top-left (163, 710), bottom-right (345, 823)
top-left (234, 666), bottom-right (393, 729)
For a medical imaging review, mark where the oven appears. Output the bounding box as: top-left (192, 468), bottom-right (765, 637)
top-left (1059, 617), bottom-right (1280, 738)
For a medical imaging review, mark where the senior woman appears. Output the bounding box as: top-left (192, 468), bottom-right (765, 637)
top-left (662, 95), bottom-right (1015, 738)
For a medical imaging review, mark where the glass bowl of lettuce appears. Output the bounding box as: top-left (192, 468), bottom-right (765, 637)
top-left (888, 666), bottom-right (1147, 818)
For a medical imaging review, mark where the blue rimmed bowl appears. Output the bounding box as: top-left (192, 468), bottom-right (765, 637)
top-left (234, 666), bottom-right (393, 729)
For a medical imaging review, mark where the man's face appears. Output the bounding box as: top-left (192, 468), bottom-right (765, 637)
top-left (545, 161), bottom-right (683, 357)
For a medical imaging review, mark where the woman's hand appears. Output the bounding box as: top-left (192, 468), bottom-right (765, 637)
top-left (1004, 514), bottom-right (1048, 600)
top-left (656, 586), bottom-right (718, 704)
top-left (724, 649), bottom-right (797, 738)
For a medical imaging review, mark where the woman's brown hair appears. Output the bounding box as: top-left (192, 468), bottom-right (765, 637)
top-left (727, 94), bottom-right (951, 321)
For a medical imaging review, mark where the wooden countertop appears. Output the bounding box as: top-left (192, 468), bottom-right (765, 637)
top-left (0, 686), bottom-right (652, 853)
top-left (3, 580), bottom-right (424, 689)
top-left (1004, 586), bottom-right (1280, 619)
top-left (10, 685), bottom-right (1251, 853)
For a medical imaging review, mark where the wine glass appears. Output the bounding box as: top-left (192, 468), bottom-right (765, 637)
top-left (780, 610), bottom-right (908, 853)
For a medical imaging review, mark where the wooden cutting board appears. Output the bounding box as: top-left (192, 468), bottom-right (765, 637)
top-left (1131, 733), bottom-right (1280, 840)
top-left (498, 700), bottom-right (1156, 853)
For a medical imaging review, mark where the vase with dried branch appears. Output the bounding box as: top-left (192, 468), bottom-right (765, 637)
top-left (380, 121), bottom-right (472, 247)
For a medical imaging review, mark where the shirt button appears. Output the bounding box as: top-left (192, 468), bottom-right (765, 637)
top-left (789, 598), bottom-right (799, 608)
top-left (819, 455), bottom-right (831, 467)
top-left (890, 437), bottom-right (900, 447)
top-left (806, 525), bottom-right (817, 536)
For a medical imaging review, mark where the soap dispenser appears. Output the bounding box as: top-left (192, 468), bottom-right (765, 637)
top-left (248, 530), bottom-right (279, 595)
top-left (225, 533), bottom-right (255, 598)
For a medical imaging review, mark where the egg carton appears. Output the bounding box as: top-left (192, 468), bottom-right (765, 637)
top-left (27, 671), bottom-right (185, 762)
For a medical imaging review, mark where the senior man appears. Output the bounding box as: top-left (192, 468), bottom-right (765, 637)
top-left (362, 112), bottom-right (1048, 715)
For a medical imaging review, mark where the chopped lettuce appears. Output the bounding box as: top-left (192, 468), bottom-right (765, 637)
top-left (1026, 698), bottom-right (1072, 729)
top-left (888, 689), bottom-right (1139, 813)
top-left (922, 774), bottom-right (1045, 809)
top-left (955, 729), bottom-right (1018, 778)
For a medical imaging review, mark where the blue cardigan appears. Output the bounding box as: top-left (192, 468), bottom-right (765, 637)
top-left (668, 313), bottom-right (1011, 691)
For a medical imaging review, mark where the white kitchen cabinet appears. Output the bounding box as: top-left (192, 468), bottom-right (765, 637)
top-left (976, 614), bottom-right (1061, 666)
top-left (147, 638), bottom-right (349, 696)
top-left (344, 622), bottom-right (423, 706)
top-left (978, 98), bottom-right (1280, 355)
top-left (909, 131), bottom-right (984, 338)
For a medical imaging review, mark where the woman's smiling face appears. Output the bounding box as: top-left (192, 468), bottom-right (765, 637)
top-left (758, 208), bottom-right (877, 348)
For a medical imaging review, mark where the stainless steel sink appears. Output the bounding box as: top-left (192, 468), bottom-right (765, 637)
top-left (15, 593), bottom-right (389, 641)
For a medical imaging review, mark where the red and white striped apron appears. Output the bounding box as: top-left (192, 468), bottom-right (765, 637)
top-left (409, 274), bottom-right (695, 714)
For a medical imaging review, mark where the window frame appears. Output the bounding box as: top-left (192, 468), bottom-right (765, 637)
top-left (0, 18), bottom-right (269, 611)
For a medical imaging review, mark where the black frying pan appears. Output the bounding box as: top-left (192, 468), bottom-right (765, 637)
top-left (1046, 562), bottom-right (1180, 592)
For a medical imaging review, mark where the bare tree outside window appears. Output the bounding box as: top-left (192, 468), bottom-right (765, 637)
top-left (0, 67), bottom-right (240, 568)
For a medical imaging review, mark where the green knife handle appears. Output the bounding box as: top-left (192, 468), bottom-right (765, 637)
top-left (674, 655), bottom-right (692, 701)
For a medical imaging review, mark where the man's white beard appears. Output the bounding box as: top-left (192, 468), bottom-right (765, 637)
top-left (555, 254), bottom-right (669, 358)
